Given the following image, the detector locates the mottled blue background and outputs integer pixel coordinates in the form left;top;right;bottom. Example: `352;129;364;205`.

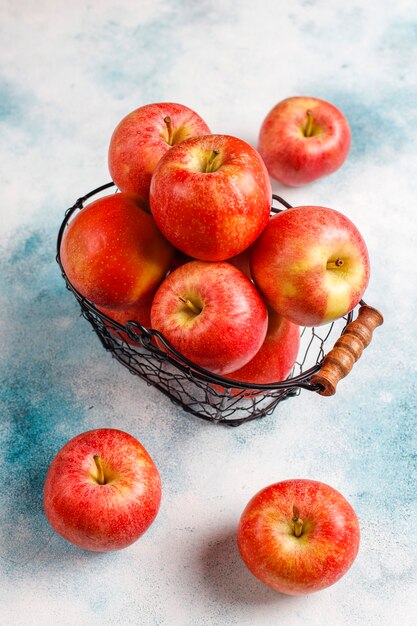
1;1;416;624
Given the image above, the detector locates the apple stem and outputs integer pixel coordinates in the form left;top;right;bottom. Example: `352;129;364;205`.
164;116;174;145
292;505;304;538
205;150;220;173
93;455;105;485
179;296;202;315
327;257;344;269
304;110;314;137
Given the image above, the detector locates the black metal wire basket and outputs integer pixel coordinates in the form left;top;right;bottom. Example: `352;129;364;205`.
57;182;383;426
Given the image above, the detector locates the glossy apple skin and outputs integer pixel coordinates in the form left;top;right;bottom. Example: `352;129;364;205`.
237;479;360;595
150;261;268;375
44;429;161;552
224;308;300;388
60;192;174;309
108;102;211;206
258;96;351;186
250;206;370;326
97;298;152;346
150;134;272;261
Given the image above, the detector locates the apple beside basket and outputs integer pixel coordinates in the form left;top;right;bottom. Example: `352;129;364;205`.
57;182;383;426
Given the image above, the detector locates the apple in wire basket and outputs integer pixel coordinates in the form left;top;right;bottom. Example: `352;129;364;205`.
220;307;300;392
60;192;174;310
250;205;370;327
150;260;268;376
149;134;272;261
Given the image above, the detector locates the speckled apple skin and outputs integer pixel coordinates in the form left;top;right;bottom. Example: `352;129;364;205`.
223;308;300;387
60;192;174;309
1;3;415;622
150;261;268;375
258;96;351;186
237;479;360;595
250;206;370;326
108;102;211;205
43;429;161;552
149;134;272;261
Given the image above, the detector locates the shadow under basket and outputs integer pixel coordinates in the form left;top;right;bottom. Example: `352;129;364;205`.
57;182;383;426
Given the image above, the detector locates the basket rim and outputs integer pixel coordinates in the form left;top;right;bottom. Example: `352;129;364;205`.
56;182;357;393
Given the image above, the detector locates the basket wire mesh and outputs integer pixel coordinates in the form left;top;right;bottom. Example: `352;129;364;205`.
57;183;354;426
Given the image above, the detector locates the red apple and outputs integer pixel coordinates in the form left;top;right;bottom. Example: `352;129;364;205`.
250;206;370;326
43;429;161;552
223;308;300;389
150;134;272;261
60;192;174;309
150;261;268;375
258;96;351;186
237;479;360;595
108;102;211;207
97;298;152;346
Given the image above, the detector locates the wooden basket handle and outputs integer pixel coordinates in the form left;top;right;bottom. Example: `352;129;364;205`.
310;304;384;396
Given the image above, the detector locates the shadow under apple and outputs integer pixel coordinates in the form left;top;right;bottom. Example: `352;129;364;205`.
200;525;295;607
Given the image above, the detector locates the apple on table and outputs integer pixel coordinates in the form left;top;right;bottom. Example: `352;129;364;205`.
250;205;370;327
258;96;351;186
108;102;211;208
237;479;360;595
44;429;161;552
150;134;272;261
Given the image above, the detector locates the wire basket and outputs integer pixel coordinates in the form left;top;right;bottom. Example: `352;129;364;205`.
56;182;383;426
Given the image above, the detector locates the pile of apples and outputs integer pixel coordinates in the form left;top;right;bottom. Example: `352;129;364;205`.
61;98;370;386
50;98;371;597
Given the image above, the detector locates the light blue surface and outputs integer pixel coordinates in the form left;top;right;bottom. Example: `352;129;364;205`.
1;1;416;624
